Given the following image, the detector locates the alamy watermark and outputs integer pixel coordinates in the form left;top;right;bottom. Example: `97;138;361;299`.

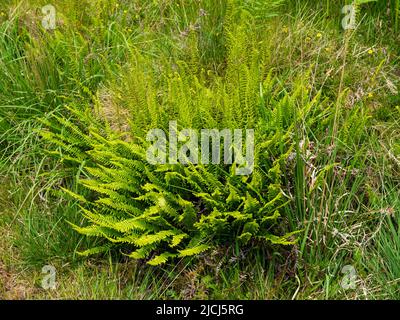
146;121;255;176
341;1;376;30
41;4;56;30
29;2;374;34
37;3;361;34
340;265;357;290
41;265;57;290
342;4;357;30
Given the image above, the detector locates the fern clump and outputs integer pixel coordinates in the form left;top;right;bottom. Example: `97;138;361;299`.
41;71;319;265
43;123;297;265
40;0;318;265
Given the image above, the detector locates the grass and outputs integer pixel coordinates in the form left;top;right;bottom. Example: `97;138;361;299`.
0;0;399;300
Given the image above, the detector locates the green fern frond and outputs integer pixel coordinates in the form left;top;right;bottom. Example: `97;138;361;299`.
147;252;177;266
178;244;210;257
